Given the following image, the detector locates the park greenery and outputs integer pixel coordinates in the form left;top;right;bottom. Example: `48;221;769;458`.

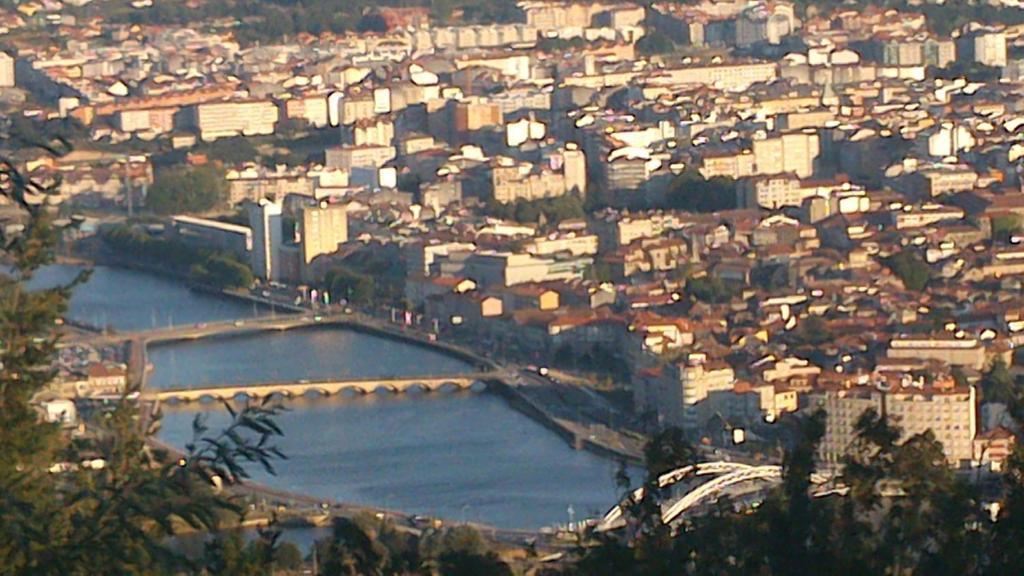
992;214;1023;244
663;171;737;213
99;0;523;45
101;224;254;290
883;250;932;292
685;275;735;304
635;31;676;57
0;134;287;574
484;195;586;225
145;164;228;216
322;247;407;307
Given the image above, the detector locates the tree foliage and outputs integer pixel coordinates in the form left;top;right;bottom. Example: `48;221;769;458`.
557;409;1024;576
146;164;228;215
635;31;676;57
314;515;511;576
685;275;734;304
992;214;1022;244
884;250;931;292
485;195;586;225
663;171;736;213
102;225;253;289
103;0;523;45
325;266;377;306
0;139;284;574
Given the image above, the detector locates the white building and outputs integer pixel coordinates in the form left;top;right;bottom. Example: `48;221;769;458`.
0;52;14;88
247;199;283;282
194;100;279;141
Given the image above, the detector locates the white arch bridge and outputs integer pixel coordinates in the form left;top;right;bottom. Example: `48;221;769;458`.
596;462;836;532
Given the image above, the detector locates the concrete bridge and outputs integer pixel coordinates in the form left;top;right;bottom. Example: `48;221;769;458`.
146;373;493;402
64;310;499;390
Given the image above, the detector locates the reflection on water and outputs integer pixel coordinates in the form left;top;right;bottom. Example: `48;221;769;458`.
147;327;474;389
35;264;630;530
30;264;263;331
158;392;627;530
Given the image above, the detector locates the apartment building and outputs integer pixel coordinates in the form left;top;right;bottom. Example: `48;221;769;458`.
656;62;778;92
752;131;820;178
282;94;330;128
0;51;13;87
959;29;1007;68
808;379;976;468
453;101;504;133
325;144;397;171
491;158;569;203
193;100;279;141
299;200;348;267
634;353;737;429
226;167;314;205
700;150;757;179
887;335;987;370
247;199;284;282
116;107;177;134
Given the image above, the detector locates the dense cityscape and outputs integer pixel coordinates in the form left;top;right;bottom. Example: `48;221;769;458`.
6;0;1024;573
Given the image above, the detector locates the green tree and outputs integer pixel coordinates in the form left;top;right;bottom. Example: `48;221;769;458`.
325;266;376;306
191;254;255;290
884;250;931;292
635;31;676;57
146;164;228;215
663;171;736;213
790;315;833;348
685;275;734;303
0;135;286;574
992;214;1022;244
982;357;1017;408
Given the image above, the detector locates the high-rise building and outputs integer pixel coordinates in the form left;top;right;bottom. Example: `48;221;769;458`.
563;144;587;196
0;52;14;88
194;100;279;141
299;201;348;265
752;130;820;178
973;31;1007;68
247;199;283;282
957;29;1007;68
808;379;977;469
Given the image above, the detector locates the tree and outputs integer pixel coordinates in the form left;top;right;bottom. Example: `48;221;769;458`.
325;266;376;306
146;164;228;215
315;516;509;576
790;315;833;348
982;357;1017;409
685;275;734;303
102;224;253;289
883;250;931;292
191;254;255;290
635;31;676;57
662;171;736;213
992;214;1022;244
0;133;286;574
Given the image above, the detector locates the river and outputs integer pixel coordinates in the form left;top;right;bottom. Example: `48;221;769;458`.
44;264;629;530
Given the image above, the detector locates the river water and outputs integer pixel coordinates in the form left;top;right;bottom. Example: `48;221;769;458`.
44;264;628;530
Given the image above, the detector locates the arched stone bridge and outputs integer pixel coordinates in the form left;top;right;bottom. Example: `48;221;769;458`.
145;373;493;403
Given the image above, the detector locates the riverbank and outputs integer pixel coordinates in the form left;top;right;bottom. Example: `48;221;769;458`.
54;258;647;522
147;433;542;545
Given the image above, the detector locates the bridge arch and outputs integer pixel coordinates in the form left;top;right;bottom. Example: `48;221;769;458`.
597;462;830;532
